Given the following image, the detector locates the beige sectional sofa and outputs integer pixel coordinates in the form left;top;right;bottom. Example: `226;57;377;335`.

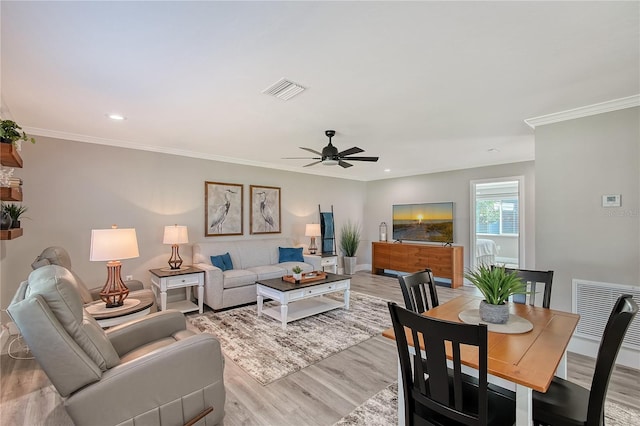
192;238;320;310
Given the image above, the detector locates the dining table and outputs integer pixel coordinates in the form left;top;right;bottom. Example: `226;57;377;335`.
382;295;580;426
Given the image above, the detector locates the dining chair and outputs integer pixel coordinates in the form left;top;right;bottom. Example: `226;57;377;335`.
532;294;638;426
496;267;554;308
398;269;439;313
388;302;516;425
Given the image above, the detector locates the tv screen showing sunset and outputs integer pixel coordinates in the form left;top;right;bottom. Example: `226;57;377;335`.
392;202;454;243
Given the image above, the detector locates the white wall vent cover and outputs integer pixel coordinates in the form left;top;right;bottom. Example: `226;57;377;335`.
262;78;306;101
572;279;640;350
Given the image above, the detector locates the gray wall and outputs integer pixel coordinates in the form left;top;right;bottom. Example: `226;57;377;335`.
535;107;640;312
0;137;366;323
362;161;536;270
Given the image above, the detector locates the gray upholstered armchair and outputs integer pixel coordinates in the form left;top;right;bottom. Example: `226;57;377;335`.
31;246;156;310
8;265;225;426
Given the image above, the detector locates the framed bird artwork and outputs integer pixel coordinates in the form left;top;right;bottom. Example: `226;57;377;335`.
249;185;281;234
205;181;243;237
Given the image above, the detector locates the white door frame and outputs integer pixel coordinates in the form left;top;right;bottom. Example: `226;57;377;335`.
469;176;525;270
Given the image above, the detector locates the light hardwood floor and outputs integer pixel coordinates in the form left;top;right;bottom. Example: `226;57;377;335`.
1;271;638;425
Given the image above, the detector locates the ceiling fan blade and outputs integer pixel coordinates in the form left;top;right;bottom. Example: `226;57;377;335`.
338;146;364;157
300;147;323;156
282;157;321;159
340;156;379;162
304;161;322;167
338;160;353;168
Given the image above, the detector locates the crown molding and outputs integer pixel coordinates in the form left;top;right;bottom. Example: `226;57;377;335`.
524;95;640;129
21;127;372;181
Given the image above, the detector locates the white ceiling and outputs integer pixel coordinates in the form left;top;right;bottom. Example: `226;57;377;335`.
2;1;638;181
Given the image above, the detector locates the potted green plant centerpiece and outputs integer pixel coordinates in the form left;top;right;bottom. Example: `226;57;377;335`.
2;203;28;228
292;265;303;282
464;265;527;324
0;119;36;146
340;220;361;275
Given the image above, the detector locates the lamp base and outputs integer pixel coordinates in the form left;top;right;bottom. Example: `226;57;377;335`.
168;244;183;270
99;261;130;308
309;236;317;255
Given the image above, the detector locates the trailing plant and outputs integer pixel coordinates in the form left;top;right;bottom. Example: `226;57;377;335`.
339;220;361;257
2;203;28;222
0;119;36;145
292;266;303;274
464;264;527;305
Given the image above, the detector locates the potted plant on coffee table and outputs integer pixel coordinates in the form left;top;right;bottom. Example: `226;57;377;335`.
464;264;527;324
339;220;361;275
292;266;303;282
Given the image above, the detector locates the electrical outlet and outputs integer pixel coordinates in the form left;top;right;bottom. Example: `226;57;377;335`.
126;275;133;281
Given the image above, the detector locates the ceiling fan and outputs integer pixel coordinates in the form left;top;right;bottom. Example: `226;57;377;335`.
283;130;379;168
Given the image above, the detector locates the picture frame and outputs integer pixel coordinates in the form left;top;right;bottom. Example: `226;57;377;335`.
205;181;243;237
250;185;281;234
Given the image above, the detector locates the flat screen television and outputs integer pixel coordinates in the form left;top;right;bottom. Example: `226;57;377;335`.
392;202;454;243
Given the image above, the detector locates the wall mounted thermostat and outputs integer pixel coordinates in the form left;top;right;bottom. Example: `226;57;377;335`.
602;194;621;207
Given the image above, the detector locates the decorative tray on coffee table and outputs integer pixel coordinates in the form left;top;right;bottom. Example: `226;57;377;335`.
282;271;327;284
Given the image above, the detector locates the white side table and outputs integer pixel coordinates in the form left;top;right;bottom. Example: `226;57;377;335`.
149;266;204;314
306;254;338;273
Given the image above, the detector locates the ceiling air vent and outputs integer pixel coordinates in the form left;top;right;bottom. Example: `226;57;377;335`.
262;78;306;101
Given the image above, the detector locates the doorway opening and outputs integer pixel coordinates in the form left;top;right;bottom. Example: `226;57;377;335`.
470;177;524;270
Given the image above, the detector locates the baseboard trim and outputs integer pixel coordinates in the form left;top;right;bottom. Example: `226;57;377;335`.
569;335;639;370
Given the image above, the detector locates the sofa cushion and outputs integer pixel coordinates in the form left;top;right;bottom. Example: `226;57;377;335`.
278;247;304;263
210;253;233;271
223;269;258;289
247;265;286;281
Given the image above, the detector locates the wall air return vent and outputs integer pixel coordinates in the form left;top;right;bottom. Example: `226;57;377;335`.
262;78;306;101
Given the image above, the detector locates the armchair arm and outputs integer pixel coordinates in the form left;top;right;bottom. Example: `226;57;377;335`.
64;334;226;426
303;255;322;271
194;262;224;310
89;279;145;301
106;310;186;357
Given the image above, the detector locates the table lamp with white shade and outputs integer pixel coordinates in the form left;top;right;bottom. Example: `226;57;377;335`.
305;223;321;254
163;224;189;270
90;225;139;308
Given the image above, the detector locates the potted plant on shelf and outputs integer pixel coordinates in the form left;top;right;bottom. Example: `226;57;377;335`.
339;220;361;275
0;119;36;146
464;264;527;324
2;203;28;228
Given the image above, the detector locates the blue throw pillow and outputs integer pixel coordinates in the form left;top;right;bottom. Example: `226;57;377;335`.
279;247;304;263
211;253;233;271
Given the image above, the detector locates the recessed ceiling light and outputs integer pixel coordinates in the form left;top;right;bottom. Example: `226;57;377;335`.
384;169;391;172
107;113;126;121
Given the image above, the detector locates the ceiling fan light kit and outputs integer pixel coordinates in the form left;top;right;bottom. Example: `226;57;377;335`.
284;129;379;168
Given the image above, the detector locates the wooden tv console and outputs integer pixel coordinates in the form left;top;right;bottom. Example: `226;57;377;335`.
372;241;464;288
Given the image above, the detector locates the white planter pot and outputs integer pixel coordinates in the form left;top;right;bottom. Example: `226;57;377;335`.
343;256;357;275
292;273;302;282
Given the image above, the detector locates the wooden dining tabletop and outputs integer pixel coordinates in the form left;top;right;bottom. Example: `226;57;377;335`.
382;295;580;393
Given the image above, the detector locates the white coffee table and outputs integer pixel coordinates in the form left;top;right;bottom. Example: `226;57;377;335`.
256;273;350;330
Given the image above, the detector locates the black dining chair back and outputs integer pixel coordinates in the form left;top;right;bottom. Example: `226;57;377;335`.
533;294;638;426
398;269;439;313
388;302;515;426
499;267;553;308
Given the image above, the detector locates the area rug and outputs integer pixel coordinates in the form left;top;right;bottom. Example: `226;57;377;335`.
187;291;391;385
334;383;640;426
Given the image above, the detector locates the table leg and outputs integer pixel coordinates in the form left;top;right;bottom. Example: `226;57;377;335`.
515;384;533;426
344;288;350;309
160;290;167;311
280;303;288;330
257;294;263;317
197;284;204;314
